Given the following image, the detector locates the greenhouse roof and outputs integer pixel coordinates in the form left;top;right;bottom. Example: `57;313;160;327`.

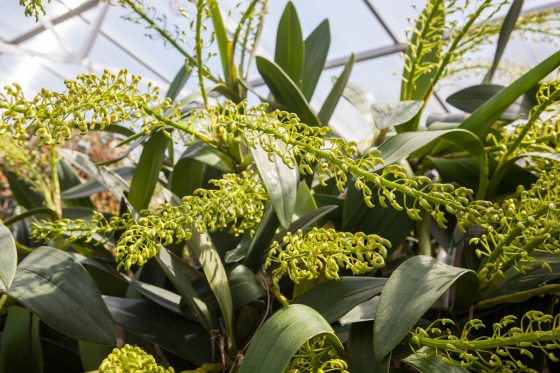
1;0;559;140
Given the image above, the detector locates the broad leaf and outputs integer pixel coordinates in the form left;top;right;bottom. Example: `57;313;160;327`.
318;54;355;125
349;321;389;373
275;1;304;84
177;142;236;172
256;56;319;126
127;130;168;211
339;297;379;325
58;149;133;213
371;100;423;129
57;159;94;208
188;230;236;351
239;304;345;373
447;84;533;120
460;49;560;138
103;296;212;365
294;277;386;323
377;129;489;197
5;247;115;345
252;144;298;229
0;307;42;373
231;204;279;266
228;265;266;310
156;249;217;331
61;166;135;200
401;348;469;373
302;20;330;100
0;224;17;291
374;256;476;360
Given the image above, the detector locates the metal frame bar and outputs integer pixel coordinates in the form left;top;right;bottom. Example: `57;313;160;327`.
8;0;100;44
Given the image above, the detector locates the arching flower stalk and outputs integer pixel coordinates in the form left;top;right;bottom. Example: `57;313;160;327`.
473;168;560;289
409;311;560;372
32;171;267;270
266;228;389;284
99;344;174;373
285;334;349;373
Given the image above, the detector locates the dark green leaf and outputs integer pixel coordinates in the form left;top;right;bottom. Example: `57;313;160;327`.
447;84;533;120
318;54;355;125
377;129;489;197
177;142;236;172
228;265;266;310
128;62;191;211
239;304;344;373
292;181;318;220
156;249;216;331
127;278;183;315
0;307;42;373
460;49;560;138
128;131;168;211
294;277;386;323
2;207;57;227
371;100;424;129
6;247;115;345
339;297;379;325
374;256;476;360
349;321;389;373
401;347;469;373
302;20;330;100
256;56;319;126
103;296;212;365
78;341;113;372
188;230;235;351
169;159;205;199
252;145;298;229
239;204;280;268
5;172;44;209
58;149;133;213
483;0;524;83
0;224;17;291
57;159;94;208
275;1;304;84
60;166;135;200
428;156;537;196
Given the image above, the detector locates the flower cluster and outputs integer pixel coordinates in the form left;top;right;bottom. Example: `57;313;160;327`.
0;69;174;146
410;311;560;372
489;79;560;171
99;344;174;373
285;334;349;373
180;101;488;229
0;135;51;196
19;0;49;20
266;228;389;283
33;171;267;270
473;168;560;287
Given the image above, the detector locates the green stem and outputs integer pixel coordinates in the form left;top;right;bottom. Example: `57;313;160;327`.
417;327;560;351
49;144;61;217
475;284;560;310
271;278;290;307
195;0;209;109
417;211;432;256
119;0;220;83
487;89;560;196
